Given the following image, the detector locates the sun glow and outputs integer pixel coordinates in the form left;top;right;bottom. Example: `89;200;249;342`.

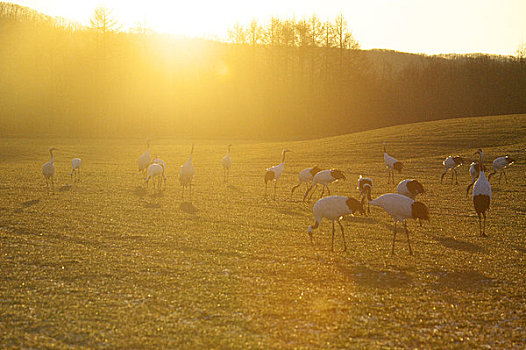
4;0;526;54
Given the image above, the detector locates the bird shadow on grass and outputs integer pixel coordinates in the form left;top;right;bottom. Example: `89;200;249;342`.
134;186;147;197
427;268;496;292
180;202;198;214
143;202;161;209
59;184;72;192
336;263;413;289
341;216;377;225
14;199;41;213
429;234;485;254
226;185;242;193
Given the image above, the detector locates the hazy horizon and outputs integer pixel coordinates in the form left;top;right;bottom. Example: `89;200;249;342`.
3;0;526;56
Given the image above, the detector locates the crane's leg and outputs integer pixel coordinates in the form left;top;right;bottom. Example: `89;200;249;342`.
265;181;268;198
273;181;277;201
440;170;447;184
482;212;487;237
503;170;508;183
477;212;482;236
331;221;335;252
338;220;347;252
391;221;397;255
404;221;413;255
319;186;325;199
454;169;459;185
451;169;454;184
78;168;81;182
326;185;331;196
308;185;317;200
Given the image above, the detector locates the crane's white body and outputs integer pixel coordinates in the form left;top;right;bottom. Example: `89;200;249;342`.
152;158;167;183
267;162;284;181
383;142;402;184
370;193;415;223
466;162;480;195
384;153;399;169
71;158;81;181
396;179;424;200
291;167;321;197
357;176;373;213
307;195;363;251
441;156;463;184
146;163;164;191
303;169;345;201
179;145;195;200
469;162;480;182
369;193;429;255
138;140;151;176
265;149;291;200
42;148;57;192
488;155;515;183
472;149;492;236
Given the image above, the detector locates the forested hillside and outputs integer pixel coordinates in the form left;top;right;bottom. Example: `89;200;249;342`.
1;2;525;139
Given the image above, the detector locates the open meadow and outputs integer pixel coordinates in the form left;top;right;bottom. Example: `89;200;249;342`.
1;114;525;348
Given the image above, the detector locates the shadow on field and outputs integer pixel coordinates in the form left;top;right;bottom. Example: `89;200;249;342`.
341;216;377;224
429;269;495;291
274;207;308;217
134;186;147;197
336;264;413;288
227;185;242;193
180;202;198;214
144;202;161;208
429;234;485;253
59;184;71;192
21;199;40;208
14;199;41;213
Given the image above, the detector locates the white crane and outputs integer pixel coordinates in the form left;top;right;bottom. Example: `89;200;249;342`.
472;149;492;237
357;175;373;214
383;142;403;184
146;163;165;192
222;144;232;183
303;169;346;201
291;166;322;198
42;147;57;192
265;149;291;200
307;195;365;252
441;156;463;184
152;156;167;185
70;158;81;182
488;155;515;183
465;162;480;195
369;193;429;255
138;139;151;178
396;179;425;200
179;145;195;200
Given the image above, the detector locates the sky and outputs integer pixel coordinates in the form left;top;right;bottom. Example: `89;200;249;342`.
4;0;526;55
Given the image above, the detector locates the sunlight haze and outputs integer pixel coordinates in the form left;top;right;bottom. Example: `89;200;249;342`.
4;0;526;55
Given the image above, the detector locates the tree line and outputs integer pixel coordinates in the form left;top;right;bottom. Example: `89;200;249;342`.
0;2;525;140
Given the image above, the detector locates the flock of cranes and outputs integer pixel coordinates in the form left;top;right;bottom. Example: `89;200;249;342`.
41;140;515;255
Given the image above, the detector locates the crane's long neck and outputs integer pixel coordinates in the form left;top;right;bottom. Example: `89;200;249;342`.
281;151;287;163
49;150;54;162
479;151;484;175
227;145;231;155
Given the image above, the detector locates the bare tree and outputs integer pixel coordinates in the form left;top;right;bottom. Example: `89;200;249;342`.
227;22;247;45
89;6;119;34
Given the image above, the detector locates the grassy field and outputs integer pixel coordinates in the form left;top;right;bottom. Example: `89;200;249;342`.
1;114;525;348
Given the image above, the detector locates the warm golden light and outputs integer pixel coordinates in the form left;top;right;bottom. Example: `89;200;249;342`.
5;0;526;54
